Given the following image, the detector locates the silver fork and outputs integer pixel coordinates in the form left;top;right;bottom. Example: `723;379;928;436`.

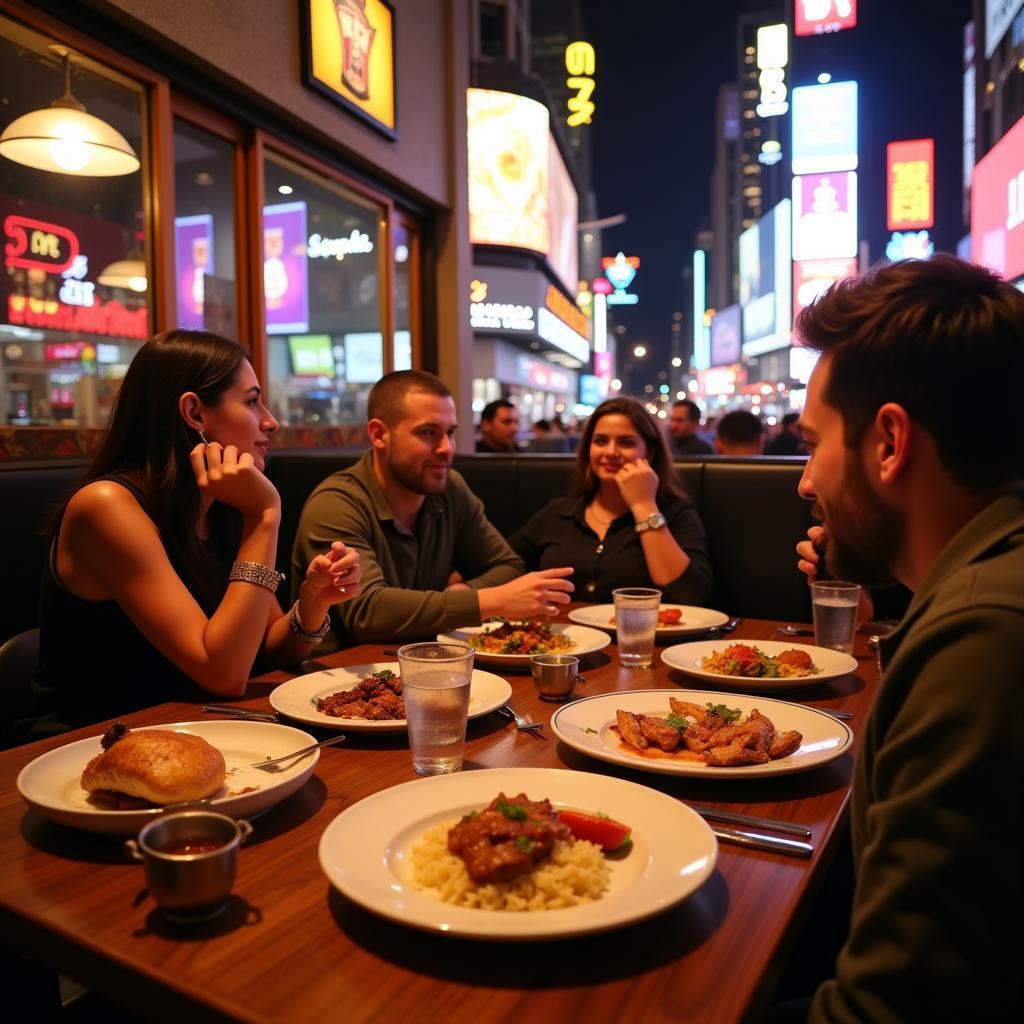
250;734;346;771
497;704;545;732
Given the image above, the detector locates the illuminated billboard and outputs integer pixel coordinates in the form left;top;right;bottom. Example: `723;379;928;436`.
792;173;858;261
739;199;793;355
303;0;396;138
548;137;579;289
887;139;934;231
756;24;789;118
795;0;858;37
468;88;550;253
710;304;741;366
792;257;858;325
791;81;858;175
986;0;1024;59
971;112;1024;280
565;41;596;126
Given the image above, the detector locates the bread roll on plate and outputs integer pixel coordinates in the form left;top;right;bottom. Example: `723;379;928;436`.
81;723;226;805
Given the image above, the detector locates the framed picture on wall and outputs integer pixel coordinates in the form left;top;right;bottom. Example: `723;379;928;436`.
300;0;397;140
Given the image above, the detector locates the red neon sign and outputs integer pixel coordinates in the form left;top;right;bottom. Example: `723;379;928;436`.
7;295;149;340
887;139;934;231
795;0;857;37
3;214;80;274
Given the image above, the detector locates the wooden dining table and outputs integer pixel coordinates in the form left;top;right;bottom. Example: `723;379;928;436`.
0;617;878;1023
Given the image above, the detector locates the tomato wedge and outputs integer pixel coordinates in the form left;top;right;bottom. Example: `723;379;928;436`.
658;608;683;625
558;809;632;852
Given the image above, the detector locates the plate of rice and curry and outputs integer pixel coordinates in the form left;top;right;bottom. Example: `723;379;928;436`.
317;767;716;940
660;640;858;690
551;690;853;779
436;619;611;667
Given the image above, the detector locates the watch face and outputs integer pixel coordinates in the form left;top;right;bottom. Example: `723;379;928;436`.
648;513;665;528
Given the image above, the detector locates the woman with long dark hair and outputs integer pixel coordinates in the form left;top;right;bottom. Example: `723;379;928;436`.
21;329;360;737
508;397;713;603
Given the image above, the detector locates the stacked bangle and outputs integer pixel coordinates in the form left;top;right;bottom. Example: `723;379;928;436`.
288;601;332;644
228;560;284;593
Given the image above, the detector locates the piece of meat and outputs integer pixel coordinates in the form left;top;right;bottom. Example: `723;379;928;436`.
682;723;714;753
702;740;770;766
616;710;649;748
639;715;682;751
669;698;710;725
750;708;776;734
769;730;803;759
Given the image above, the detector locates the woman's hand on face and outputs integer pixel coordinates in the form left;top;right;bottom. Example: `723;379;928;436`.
613;458;659;511
796;525;826;582
305;541;361;605
190;442;280;520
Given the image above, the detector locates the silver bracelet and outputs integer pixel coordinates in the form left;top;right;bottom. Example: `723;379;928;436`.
228;560;284;593
288;600;332;644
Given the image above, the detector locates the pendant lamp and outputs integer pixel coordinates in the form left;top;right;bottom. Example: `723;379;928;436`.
97;258;147;292
0;47;139;177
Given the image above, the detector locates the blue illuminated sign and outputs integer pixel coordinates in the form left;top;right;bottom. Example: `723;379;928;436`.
791;81;858;175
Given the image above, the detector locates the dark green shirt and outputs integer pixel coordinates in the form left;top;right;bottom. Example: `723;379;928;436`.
811;488;1024;1022
291;451;524;650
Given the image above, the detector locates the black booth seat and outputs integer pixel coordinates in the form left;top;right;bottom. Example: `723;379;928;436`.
0;451;815;647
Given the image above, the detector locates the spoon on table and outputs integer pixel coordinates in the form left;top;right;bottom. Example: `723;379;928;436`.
775;625;814;636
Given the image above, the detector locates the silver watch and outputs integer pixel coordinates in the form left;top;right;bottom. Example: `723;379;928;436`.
634;512;666;534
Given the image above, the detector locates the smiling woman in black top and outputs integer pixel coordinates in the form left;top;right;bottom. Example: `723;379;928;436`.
508;397;713;604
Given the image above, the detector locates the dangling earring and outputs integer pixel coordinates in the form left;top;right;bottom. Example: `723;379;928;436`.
198;429;209;445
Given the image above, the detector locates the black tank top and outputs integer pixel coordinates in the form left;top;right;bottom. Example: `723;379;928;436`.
18;477;224;740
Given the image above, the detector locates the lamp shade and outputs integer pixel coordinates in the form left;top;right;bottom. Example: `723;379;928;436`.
98;259;147;292
0;105;139;176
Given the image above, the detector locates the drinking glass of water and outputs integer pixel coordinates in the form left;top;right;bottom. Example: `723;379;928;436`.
397;642;474;775
811;581;861;654
612;587;662;669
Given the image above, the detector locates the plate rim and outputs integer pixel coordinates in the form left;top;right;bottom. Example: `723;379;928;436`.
567;603;730;635
317;766;717;940
550;687;854;779
660;638;858;689
268;663;513;731
16;719;319;829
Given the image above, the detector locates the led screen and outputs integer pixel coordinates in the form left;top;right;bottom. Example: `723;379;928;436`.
710;304;741;366
792;173;858;261
795;0;857;37
791;81;858;175
887;139;934;231
468;88;550;253
971;112;1024;280
547;137;579;290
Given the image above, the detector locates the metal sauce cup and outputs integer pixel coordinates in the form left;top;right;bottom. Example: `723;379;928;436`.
531;654;584;701
124;809;252;923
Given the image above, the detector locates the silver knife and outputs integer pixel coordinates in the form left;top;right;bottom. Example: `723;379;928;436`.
712;825;813;858
690;804;812;837
202;705;280;723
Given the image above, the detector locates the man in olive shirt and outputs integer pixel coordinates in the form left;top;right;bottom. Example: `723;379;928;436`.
292;370;573;649
790;255;1024;1022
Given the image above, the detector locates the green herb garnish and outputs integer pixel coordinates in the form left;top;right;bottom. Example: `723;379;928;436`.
496;798;528;821
373;669;396;682
514;835;536;853
666;713;690;734
705;702;742;723
460;810;479;822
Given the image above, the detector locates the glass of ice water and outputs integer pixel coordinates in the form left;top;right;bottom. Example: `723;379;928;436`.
398;642;474;775
811;581;862;654
612;587;662;669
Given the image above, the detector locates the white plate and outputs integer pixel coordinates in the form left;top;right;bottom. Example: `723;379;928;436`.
269;663;512;732
661;639;858;690
568;603;730;637
16;721;321;835
436;623;611;667
551;689;853;778
318;767;716;940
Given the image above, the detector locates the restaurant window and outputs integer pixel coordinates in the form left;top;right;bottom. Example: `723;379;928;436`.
262;151;387;428
392;218;416;371
172;118;238;337
0;14;149;427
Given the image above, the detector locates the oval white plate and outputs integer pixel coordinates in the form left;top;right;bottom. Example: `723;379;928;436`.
661;639;858;691
318;766;716;940
568;603;729;637
551;689;853;778
436;623;611;667
16;720;321;835
269;663;512;732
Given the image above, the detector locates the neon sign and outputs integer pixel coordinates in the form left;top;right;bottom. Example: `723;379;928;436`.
795;0;858;37
3;215;80;274
7;294;148;339
307;228;374;260
887;139;934;231
756;24;789;118
565;41;595;127
602;252;640;305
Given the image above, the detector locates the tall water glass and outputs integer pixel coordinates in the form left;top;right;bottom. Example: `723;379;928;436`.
398;642;474;775
811;581;861;654
612;587;662;669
